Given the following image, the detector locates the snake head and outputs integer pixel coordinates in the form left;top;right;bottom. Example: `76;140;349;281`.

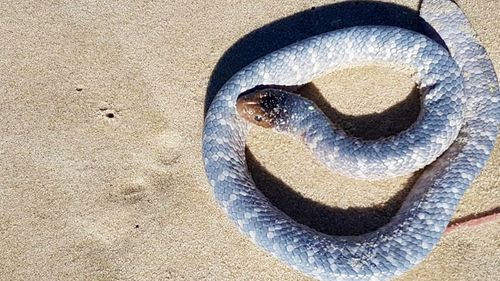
236;89;288;128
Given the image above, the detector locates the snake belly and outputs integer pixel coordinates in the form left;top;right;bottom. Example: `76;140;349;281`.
202;0;500;280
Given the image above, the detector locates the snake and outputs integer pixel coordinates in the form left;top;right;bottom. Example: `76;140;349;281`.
202;0;500;280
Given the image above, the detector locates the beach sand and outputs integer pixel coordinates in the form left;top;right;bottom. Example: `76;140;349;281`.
0;1;498;280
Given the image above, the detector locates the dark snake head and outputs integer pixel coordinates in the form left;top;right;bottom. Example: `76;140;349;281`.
236;89;289;128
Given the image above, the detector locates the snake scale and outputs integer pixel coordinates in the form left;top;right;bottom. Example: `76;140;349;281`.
202;0;500;280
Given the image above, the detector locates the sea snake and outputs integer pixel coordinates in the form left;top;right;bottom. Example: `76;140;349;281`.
202;0;500;280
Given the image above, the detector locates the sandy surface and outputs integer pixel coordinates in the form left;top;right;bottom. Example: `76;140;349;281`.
0;1;499;280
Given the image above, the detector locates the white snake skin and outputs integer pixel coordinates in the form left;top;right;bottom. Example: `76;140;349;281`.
202;0;500;280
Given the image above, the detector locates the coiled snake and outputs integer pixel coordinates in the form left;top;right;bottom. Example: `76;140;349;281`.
202;0;500;280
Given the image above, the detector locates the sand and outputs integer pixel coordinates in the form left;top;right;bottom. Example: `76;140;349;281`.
0;1;498;280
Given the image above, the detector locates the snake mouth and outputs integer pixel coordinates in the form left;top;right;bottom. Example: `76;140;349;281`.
236;90;283;128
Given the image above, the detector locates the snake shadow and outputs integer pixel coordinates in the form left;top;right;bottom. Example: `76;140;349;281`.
205;1;448;236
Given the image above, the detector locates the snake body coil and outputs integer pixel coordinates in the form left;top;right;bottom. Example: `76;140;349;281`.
202;1;500;280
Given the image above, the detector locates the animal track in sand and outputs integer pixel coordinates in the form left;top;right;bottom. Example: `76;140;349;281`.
107;178;147;205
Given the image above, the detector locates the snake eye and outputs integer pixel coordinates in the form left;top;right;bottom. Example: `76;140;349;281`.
254;115;263;122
